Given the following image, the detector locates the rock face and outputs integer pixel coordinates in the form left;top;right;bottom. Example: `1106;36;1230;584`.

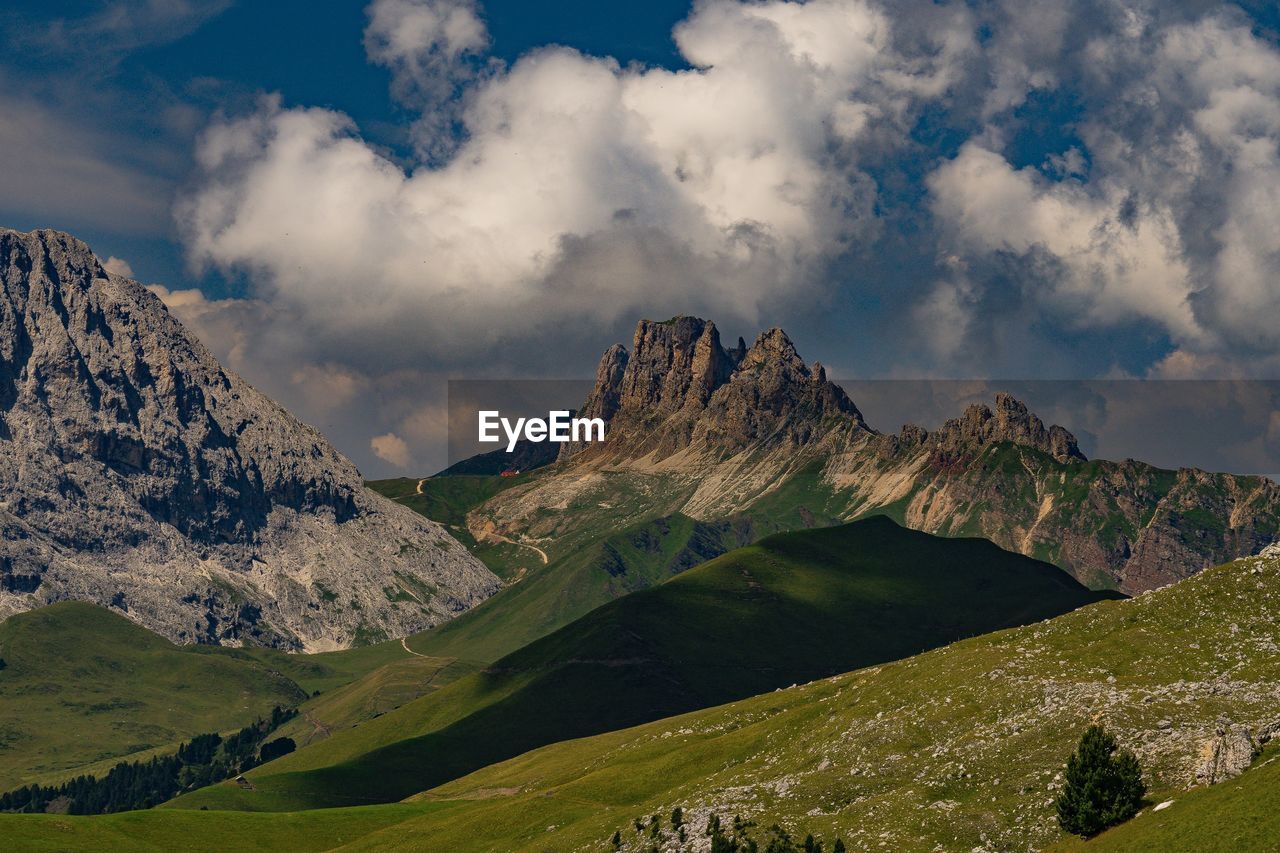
927;393;1083;464
563;317;865;461
1192;724;1259;785
0;228;500;650
483;316;1280;593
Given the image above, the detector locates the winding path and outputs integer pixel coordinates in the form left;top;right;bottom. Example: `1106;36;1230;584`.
486;531;548;565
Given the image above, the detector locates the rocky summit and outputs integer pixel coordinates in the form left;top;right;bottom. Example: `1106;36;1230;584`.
482;316;1280;594
0;228;500;650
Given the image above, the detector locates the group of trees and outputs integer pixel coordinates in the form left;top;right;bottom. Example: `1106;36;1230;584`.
0;706;297;815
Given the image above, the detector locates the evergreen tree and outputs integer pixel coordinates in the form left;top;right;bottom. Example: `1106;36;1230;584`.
1056;724;1146;837
611;829;621;848
833;840;846;853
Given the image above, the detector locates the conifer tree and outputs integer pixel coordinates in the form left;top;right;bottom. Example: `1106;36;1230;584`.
1056;724;1146;836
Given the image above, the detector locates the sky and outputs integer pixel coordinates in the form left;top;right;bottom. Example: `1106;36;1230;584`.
2;0;1280;476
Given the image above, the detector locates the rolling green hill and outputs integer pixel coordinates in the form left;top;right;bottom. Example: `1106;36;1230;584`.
396;509;752;664
0;602;459;790
0;603;307;788
168;517;1115;812
6;544;1278;850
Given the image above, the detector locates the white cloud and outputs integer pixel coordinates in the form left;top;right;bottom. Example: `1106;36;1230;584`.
921;11;1280;372
928;141;1198;339
370;432;412;468
364;0;488;107
178;0;972;372
103;255;135;278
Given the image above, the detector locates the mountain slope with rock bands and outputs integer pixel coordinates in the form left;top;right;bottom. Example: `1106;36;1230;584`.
0;227;500;650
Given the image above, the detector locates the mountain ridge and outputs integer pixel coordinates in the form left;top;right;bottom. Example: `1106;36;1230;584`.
476;316;1280;593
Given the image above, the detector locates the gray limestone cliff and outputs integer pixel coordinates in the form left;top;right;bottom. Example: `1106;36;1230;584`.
0;228;500;650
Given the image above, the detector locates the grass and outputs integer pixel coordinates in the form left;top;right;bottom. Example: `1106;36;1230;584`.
7;546;1279;849
390;511;747;665
0;603;306;789
0;601;460;790
0;803;435;851
166;517;1114;812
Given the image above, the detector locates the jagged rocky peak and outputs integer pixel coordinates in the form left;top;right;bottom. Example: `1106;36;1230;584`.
618;316;737;416
565;317;867;458
897;392;1085;464
707;326;864;423
0;227;499;649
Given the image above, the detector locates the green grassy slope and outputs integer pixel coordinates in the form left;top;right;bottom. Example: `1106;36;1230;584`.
399;511;749;664
351;547;1280;852
0;601;469;789
0;802;431;851
9;547;1278;850
169;517;1114;812
0;603;307;788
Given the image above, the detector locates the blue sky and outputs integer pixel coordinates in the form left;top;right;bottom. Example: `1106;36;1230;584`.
2;1;1279;474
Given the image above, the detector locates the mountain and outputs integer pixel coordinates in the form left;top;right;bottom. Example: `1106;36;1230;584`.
477;315;1280;594
0;228;500;650
7;534;1280;850
166;517;1116;811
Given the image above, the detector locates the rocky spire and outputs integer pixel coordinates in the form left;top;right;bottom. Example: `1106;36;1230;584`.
618;316;736;416
558;343;629;460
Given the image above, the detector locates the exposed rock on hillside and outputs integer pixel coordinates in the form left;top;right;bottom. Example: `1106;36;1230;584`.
0;228;500;650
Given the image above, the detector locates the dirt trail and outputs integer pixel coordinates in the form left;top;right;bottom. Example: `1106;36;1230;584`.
401;636;428;658
485;531;548;564
303;709;331;740
416;478;426;494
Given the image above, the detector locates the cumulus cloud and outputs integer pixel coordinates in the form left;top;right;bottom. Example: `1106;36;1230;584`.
370;432;412;468
364;0;488;106
919;7;1280;375
928;141;1197;338
178;0;972;375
